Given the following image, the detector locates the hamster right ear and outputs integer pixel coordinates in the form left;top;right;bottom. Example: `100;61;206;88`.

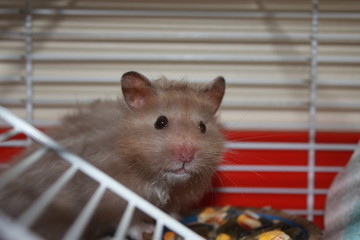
204;76;226;115
121;71;154;110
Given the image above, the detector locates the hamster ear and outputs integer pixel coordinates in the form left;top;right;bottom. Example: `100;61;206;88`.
121;71;154;110
204;76;226;115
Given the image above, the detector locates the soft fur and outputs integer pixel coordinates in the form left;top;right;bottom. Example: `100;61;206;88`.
0;71;225;240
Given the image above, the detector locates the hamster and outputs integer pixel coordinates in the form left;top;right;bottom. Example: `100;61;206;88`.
0;71;226;240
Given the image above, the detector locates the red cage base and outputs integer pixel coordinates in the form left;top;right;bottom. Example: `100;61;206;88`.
1;129;360;229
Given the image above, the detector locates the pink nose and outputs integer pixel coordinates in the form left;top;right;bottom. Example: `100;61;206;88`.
172;144;196;163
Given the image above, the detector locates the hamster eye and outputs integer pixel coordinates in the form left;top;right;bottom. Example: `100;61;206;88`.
154;115;168;130
199;121;206;134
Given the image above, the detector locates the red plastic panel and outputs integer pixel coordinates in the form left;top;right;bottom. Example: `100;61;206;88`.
1;128;359;230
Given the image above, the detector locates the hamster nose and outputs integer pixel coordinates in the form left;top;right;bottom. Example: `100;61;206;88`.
172;144;196;163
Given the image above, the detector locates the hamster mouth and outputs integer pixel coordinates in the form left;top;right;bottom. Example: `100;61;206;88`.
171;164;187;175
165;163;191;182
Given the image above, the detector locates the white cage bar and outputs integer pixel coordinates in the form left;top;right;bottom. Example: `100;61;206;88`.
0;106;203;240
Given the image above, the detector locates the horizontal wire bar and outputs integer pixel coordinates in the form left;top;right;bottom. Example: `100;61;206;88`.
2;8;360;19
18;165;78;227
0;9;22;15
0;139;28;147
2;53;360;64
319;34;360;43
2;76;359;88
32;76;119;84
0;128;21;142
224;100;309;109
215;187;328;195
283;209;324;216
217;165;343;173
1;76;308;86
3;98;360;112
223;122;360;131
0;32;23;38
0;54;23;61
30;9;360;20
0;76;23;83
319;12;360;19
2;31;360;44
32;9;313;18
0;136;357;152
0;107;62;150
30;54;310;62
0;121;359;134
5;31;310;42
0;164;345;175
226;141;357;151
319;56;360;64
317;80;360;88
317;102;360;110
1;115;359;133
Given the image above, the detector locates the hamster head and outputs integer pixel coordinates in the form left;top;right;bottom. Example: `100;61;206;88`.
117;71;225;185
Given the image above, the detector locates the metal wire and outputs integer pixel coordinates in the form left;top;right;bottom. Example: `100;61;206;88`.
0;214;43;240
226;141;357;151
2;98;360;112
0;105;204;240
17;165;78;228
2;7;360;19
1;76;360;89
0;147;48;190
218;165;343;173
28;8;360;19
1;31;360;44
63;184;107;240
23;0;33;125
2;53;360;64
215;187;328;195
306;0;319;221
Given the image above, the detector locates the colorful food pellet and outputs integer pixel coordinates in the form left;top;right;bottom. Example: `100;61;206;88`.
163;231;176;240
237;213;262;230
258;230;291;240
216;233;232;240
156;207;318;240
198;206;228;225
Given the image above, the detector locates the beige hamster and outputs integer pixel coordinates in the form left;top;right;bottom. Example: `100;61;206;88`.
0;71;226;240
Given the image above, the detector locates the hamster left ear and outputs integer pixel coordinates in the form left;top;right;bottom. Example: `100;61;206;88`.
204;76;226;115
121;71;155;111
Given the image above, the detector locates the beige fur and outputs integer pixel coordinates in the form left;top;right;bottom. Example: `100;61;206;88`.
0;72;225;240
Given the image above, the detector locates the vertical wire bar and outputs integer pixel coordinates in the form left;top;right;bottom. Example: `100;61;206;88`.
18;165;78;227
63;184;106;240
307;0;319;221
152;220;164;240
113;203;135;240
24;0;33;125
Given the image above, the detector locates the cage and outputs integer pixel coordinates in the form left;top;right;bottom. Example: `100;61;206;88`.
0;0;360;239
